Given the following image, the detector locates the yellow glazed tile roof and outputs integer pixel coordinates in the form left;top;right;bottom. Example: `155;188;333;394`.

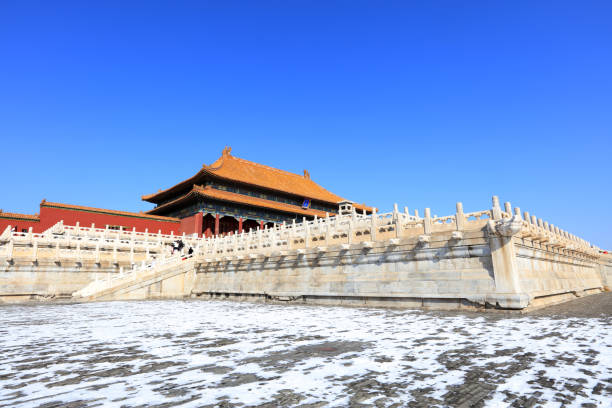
0;210;40;221
142;147;373;212
41;200;180;222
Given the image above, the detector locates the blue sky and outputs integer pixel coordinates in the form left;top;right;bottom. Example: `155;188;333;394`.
1;1;611;248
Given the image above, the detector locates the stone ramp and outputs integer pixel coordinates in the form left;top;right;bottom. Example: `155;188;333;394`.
73;256;197;301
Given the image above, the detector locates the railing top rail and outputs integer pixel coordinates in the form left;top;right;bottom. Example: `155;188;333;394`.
3;196;601;256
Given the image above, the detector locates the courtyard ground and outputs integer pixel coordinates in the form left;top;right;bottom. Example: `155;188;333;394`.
0;293;610;407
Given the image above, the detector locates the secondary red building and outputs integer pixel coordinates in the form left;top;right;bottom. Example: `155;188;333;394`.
0;211;40;233
0;201;180;235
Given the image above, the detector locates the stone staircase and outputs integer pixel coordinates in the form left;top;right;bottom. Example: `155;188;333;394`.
72;254;197;301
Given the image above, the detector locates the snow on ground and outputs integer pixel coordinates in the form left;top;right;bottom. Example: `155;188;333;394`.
0;300;610;407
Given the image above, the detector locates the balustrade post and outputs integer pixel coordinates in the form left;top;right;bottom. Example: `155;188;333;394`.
27;227;33;241
504;202;512;216
456;202;465;231
492;196;502;220
7;239;14;261
424;208;432;235
258;227;263;250
370;208;378;241
414;209;419;218
304;217;310;248
393;203;401;238
524;211;531;224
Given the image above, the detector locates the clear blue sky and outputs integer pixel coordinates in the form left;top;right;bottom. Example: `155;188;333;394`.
1;1;611;249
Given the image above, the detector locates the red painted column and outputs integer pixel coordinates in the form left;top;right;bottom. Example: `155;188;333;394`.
204;213;211;238
215;213;220;236
195;212;203;237
260;220;265;230
238;217;243;234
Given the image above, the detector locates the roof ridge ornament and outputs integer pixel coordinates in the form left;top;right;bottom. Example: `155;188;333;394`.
303;169;310;180
222;146;232;157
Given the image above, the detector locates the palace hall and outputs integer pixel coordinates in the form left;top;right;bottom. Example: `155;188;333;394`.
0;147;372;237
143;147;373;237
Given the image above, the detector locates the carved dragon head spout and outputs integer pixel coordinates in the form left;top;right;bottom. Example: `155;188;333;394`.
488;215;524;237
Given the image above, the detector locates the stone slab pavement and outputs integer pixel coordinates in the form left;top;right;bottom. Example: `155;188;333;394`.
0;293;610;407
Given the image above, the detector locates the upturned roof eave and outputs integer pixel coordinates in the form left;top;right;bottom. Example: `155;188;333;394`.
142;167;346;208
146;186;334;218
141;169;206;204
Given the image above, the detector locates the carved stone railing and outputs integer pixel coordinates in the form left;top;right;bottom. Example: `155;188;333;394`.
187;196;600;263
43;221;199;246
0;224;174;265
2;195;602;270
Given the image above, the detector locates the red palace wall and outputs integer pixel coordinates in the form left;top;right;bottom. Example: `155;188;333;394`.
180;212;203;237
0;217;40;233
37;205;180;235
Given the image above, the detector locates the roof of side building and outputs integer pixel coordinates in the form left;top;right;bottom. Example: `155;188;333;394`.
0;210;40;221
41;200;180;222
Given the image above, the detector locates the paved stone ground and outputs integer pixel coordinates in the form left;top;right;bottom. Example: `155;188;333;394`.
0;293;610;407
526;292;612;318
